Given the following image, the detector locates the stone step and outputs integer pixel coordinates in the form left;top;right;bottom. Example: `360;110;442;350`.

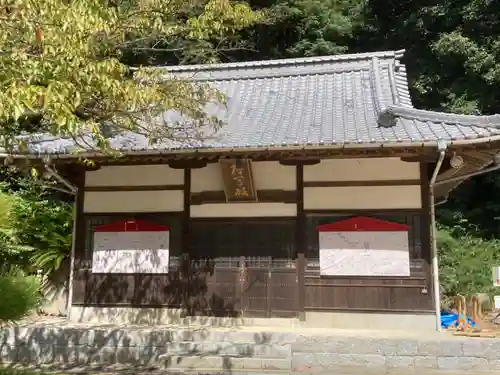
3;323;500;373
1;326;296;347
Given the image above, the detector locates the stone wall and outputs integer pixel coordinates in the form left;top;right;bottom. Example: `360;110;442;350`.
1;325;499;373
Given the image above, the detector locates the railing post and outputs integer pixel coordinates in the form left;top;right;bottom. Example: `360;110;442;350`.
297;253;306;320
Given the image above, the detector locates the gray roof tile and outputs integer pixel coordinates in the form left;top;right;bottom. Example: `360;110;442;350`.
20;50;500;156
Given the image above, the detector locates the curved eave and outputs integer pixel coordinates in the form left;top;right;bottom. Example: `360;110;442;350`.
378;105;500;129
5;134;500;161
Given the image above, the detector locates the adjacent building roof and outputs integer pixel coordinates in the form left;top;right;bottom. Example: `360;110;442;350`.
19;50;500;156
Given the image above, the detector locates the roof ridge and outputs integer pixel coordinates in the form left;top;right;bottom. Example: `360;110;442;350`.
161;50;405;73
378;105;500;128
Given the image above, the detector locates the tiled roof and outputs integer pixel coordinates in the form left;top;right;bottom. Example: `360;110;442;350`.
21;50;500;155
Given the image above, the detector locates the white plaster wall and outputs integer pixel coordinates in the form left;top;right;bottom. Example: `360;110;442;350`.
252;161;296;190
190;161;296;193
84;190;184;213
304;186;421;210
190;161;296;218
85;165;184;186
190;163;223;192
303;158;420;182
190;203;296;218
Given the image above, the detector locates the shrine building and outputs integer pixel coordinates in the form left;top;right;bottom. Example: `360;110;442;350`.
10;50;500;331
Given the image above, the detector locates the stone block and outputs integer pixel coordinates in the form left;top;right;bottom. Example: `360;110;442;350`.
488;359;500;370
386;355;414;368
292;352;386;371
253;344;291;358
419;340;463;357
462;339;500;360
0;343;16;362
413;355;438;369
291;352;317;371
160;355;223;370
222;357;262;370
437;356;490;371
261;358;290;370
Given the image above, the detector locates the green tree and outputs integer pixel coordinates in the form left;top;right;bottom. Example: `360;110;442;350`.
438;226;500;302
357;0;500;114
0;0;262;153
234;0;364;61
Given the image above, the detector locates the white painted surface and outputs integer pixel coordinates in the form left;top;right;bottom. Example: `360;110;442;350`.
494;296;500;309
92;231;170;274
303;312;435;331
304;185;421;210
319;248;410;277
68;306;435;331
191;161;296;193
303;157;420;182
84;190;184;213
190;161;296;217
190;203;296;218
318;231;410;277
85;165;184;186
190;163;223;192
252;161;296;190
493;266;500;286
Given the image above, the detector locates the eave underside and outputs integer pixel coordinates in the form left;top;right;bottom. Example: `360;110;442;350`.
15;138;499;203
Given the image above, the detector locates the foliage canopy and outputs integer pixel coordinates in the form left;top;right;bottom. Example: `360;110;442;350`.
0;0;261;153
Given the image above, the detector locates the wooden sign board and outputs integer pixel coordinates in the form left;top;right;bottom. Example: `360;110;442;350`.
219;159;258;202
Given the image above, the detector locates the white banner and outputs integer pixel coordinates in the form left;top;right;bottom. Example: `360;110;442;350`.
92;228;170;274
318;231;410;277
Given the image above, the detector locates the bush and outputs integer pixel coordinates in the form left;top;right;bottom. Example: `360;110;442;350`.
438;226;500;302
0;270;41;325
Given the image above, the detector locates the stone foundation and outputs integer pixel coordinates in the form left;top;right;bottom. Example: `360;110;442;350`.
1;320;500;373
70;306;436;332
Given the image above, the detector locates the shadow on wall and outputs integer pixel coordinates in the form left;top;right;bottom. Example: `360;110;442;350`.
74;258;243;322
0;322;293;372
38;259;70;317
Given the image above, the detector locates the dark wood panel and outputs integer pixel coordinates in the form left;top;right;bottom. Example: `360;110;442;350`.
268;269;299;318
304;283;432;311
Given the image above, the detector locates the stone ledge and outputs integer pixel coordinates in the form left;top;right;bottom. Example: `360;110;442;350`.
3;325;500;373
0;327;296;347
291;352;500;372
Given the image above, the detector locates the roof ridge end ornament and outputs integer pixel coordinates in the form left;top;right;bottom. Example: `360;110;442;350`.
377;105;399;128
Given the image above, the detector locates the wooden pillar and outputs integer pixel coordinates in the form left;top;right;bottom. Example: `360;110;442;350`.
420;162;433;310
181;168;191;276
296;164;306;320
69;164;86;310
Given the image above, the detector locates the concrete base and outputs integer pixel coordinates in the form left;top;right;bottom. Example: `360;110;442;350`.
304;311;436;331
70;306;436;331
69;306;299;327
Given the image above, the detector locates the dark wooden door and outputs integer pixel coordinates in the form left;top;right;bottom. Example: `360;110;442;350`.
189;218;299;318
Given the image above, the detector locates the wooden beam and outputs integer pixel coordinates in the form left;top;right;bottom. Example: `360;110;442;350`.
168;159;207;169
84;184;184;192
303;179;421;188
190;189;296;205
280;159;321;166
